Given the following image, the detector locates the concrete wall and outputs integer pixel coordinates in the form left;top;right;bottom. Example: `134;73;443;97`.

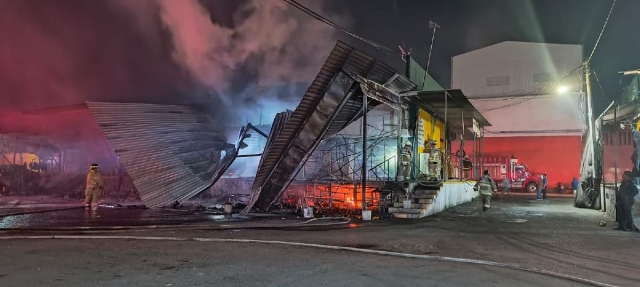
423;182;479;217
603;185;617;219
469;94;585;137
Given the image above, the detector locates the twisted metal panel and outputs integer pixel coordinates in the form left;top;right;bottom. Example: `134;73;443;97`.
86;102;238;207
247;40;417;212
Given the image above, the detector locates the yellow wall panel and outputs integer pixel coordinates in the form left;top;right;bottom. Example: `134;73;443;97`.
418;109;444;152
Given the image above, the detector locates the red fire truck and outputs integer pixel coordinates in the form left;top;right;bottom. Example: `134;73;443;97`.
483;157;542;192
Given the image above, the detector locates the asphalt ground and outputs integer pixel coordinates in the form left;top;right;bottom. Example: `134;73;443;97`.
1;194;638;286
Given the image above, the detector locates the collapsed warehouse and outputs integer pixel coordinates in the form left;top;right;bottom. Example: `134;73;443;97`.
0;41;491;219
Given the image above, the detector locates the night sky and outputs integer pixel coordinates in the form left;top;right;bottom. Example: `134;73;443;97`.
325;0;640;114
0;0;638;116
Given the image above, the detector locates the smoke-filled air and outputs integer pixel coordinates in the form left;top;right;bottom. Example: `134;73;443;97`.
0;0;346;125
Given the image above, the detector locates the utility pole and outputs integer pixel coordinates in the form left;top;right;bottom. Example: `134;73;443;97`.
584;64;600;209
419;20;441;89
426;20;440;74
361;95;368;211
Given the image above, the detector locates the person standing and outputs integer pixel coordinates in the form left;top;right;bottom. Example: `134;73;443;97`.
501;176;511;196
399;141;413;180
571;177;580;196
85;163;104;210
541;173;549;200
537;175;543;200
475;170;497;212
616;171;639;231
462;155;472;179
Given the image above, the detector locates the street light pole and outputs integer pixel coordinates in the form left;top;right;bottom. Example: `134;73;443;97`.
584;64;600;210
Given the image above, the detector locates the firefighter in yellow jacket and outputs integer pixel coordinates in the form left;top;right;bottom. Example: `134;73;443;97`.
85;163;104;210
474;170;497;212
399;141;413;180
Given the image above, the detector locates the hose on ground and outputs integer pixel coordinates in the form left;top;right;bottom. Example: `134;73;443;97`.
0;217;352;232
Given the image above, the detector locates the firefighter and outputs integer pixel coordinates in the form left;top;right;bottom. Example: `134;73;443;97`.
85;163;104;210
475;170;497;212
399;141;413;180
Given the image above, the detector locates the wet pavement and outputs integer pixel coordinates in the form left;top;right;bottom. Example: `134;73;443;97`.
1;194;638;286
0;239;586;287
0;206;263;229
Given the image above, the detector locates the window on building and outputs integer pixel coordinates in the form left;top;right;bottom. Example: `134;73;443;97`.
486;76;510;87
534;72;553;83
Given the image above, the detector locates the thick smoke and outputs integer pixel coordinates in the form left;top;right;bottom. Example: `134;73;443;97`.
0;0;346;121
0;0;195;110
147;0;344;119
1;0;348;182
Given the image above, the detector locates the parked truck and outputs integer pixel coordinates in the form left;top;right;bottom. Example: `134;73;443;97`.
483;157;543;192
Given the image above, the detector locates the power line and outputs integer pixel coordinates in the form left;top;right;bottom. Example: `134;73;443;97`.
585;0;617;64
477;65;585;111
469;65;584;101
474;0;617;106
592;68;611;102
284;0;395;54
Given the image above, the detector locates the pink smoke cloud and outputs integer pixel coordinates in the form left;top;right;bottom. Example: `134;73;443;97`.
150;0;346;96
0;0;349;124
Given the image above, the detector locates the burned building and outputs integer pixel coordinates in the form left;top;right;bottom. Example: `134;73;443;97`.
0;102;254;207
1;40;492;220
245;41;491;219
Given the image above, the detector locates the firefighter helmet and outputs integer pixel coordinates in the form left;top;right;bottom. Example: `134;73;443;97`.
404;141;412;146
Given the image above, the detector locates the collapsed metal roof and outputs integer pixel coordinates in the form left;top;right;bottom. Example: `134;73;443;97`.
245;40;416;213
86;102;245;207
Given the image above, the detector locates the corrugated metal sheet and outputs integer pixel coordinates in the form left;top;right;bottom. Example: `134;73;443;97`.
246;40;417;212
86;102;239;207
244;111;290;205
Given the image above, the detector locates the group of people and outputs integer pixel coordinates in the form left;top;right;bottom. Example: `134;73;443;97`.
536;173;549;200
474;169;638;232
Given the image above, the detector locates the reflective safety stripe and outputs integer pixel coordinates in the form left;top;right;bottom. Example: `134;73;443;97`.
478;181;492;195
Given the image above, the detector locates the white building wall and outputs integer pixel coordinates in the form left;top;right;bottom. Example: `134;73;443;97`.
452;42;586;137
471;93;585;137
452;42;583;97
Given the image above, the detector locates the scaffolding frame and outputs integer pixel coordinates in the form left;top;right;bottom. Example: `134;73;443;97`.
292;112;401;212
